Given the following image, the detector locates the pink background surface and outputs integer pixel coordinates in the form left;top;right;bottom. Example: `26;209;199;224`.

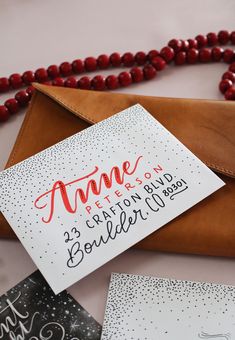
0;0;235;324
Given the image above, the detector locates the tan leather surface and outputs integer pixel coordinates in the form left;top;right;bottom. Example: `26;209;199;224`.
1;84;235;257
33;84;235;178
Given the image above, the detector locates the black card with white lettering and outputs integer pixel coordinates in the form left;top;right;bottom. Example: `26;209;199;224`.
0;270;101;340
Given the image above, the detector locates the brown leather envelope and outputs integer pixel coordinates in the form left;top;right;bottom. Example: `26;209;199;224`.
1;83;235;257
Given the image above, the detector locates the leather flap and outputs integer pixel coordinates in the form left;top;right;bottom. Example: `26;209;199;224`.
33;83;235;178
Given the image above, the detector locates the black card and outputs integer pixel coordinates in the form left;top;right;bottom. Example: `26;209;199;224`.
0;270;101;340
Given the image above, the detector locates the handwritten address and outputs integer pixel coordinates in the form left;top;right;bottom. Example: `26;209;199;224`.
65;173;188;269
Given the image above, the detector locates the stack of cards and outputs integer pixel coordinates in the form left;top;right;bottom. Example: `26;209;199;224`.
0;104;227;339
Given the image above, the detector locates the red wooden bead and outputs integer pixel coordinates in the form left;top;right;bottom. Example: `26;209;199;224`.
195;35;207;47
222;71;235;83
118;71;132;86
223;49;234;63
97;54;110;69
64;76;77;88
218;30;230;44
4;98;20;114
72;59;84;73
148;50;159;61
3;30;235;121
0;77;10;92
175;51;186;65
224;86;235;100
229;62;235;73
143;65;157;80
186;48;199;64
151;56;166;71
35;68;48;82
110;53;121;67
230;31;235;44
211;47;223;61
47;65;60;78
91;75;106;90
168;39;182;52
105;75;119;89
22;71;35;85
60;62;72;76
9;73;23;89
77;76;91;89
199;48;211;62
84;57;97;72
181;40;190;51
26;86;35;98
160;46;175;63
135;51;146;65
15;90;30;107
188;39;198;49
122;52;135;67
130;67;144;82
207;32;218;46
0;105;10;122
52;77;64;87
219;79;233;94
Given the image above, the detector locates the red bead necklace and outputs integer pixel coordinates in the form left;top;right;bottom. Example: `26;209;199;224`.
1;30;235;123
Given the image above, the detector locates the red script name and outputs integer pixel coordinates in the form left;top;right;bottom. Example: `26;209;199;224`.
34;156;143;223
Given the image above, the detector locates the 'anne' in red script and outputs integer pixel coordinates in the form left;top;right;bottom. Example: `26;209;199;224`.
34;156;143;223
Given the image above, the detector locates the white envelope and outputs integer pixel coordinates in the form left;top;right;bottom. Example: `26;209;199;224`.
0;104;224;294
102;273;235;340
